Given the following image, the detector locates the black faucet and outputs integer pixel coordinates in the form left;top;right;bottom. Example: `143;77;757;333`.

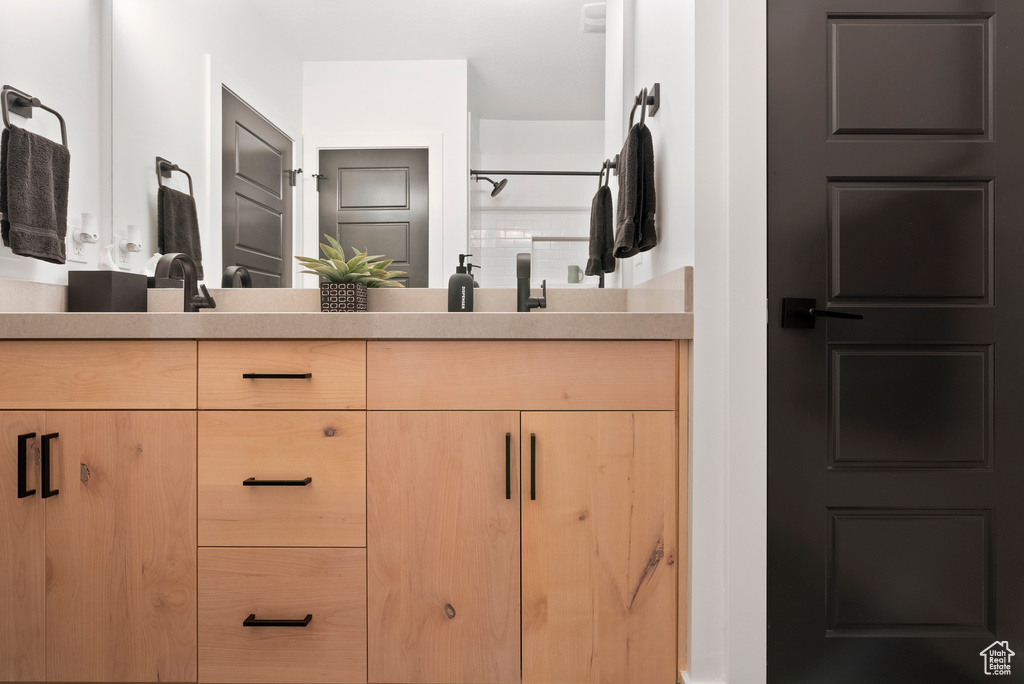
516;253;546;312
154;253;217;312
221;265;253;288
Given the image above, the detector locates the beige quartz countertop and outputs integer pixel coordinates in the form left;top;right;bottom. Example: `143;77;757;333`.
0;311;692;340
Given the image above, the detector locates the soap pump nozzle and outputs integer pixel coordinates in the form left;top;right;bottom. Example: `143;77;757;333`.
456;253;471;273
466;260;481;287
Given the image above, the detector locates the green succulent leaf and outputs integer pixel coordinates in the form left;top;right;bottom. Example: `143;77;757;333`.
294;234;405;287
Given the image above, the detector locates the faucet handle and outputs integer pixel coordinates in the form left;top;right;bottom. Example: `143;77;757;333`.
193;283;217;310
539;280;547;308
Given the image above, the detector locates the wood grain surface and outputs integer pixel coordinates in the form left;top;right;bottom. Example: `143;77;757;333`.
0;412;45;681
367;340;677;410
198;547;366;683
199;340;365;409
521;411;677;684
198;411;366;547
44;411;197;682
0;341;197;409
368;411;521;684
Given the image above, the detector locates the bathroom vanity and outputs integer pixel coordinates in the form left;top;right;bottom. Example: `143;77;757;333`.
0;314;690;684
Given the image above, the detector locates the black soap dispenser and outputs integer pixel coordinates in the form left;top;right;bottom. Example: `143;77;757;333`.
448;254;475;312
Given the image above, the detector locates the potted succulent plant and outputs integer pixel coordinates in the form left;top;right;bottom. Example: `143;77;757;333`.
296;235;405;312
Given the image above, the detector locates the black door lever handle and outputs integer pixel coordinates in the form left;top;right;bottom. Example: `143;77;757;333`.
807;308;863;320
781;298;863;329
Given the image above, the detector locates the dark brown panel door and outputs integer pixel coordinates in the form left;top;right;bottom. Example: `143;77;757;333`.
769;2;1024;682
317;148;428;288
222;88;293;287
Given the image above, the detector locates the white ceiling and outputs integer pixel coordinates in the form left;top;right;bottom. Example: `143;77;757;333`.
250;0;606;121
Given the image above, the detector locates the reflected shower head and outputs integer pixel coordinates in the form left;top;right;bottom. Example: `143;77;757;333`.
475;175;508;197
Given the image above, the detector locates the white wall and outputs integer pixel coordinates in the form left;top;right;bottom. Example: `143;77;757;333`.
302;60;468;288
112;0;304;282
689;0;768;682
0;0;109;285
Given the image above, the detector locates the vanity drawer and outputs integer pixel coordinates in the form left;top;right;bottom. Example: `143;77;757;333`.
198;411;365;547
0;340;197;409
198;547;367;684
198;340;365;409
367;340;677;410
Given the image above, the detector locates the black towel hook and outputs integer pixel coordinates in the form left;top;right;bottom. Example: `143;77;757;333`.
156;156;195;197
1;85;68;147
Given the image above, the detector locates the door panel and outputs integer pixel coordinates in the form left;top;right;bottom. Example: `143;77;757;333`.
0;413;45;682
222;88;293;287
367;411;520;684
769;1;1024;682
521;412;676;684
318;148;429;288
44;412;197;682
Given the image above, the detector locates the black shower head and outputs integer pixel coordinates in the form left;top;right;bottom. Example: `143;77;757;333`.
475;175;508;197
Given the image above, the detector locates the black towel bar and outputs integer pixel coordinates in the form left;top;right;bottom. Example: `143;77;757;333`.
156;156;195;197
1;85;68;147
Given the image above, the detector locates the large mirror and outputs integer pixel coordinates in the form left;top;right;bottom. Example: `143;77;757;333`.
110;0;609;289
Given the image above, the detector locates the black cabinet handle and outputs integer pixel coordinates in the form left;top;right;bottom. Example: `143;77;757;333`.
17;432;36;498
530;433;536;501
505;433;511;500
242;373;312;379
243;613;312;627
243;477;312;486
40;433;59;499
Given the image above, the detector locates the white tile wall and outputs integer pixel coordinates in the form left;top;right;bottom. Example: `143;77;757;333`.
472;210;602;288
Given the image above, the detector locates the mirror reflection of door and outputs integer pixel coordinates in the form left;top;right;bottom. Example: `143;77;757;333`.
221;87;293;287
317;148;429;288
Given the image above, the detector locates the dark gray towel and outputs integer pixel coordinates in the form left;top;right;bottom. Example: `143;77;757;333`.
614;123;657;258
0;125;70;264
158;185;203;279
586;184;615;275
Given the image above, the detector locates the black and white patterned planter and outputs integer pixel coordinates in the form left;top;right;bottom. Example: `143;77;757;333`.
320;282;368;312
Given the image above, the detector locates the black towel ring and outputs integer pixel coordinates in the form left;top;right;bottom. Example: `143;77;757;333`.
597;160;609;189
156;156;195;197
1;85;68;147
629;87;649;129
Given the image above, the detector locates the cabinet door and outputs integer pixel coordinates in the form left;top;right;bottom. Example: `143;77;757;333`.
0;413;45;682
521;412;677;684
368;411;521;684
44;412;197;682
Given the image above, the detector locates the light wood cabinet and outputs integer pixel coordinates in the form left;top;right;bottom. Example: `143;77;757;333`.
198;411;366;547
0;411;198;683
197;340;368;683
367;412;521;684
199;548;366;684
366;340;684;684
521;412;677;684
0;412;45;682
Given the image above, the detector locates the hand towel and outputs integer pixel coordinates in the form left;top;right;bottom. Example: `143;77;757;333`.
614;123;657;258
586;184;615;275
0;125;70;264
158;185;204;279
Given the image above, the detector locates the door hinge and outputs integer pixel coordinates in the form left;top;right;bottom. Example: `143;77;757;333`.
287;168;303;187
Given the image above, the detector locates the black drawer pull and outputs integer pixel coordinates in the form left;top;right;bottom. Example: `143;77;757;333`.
243;477;312;487
505;433;511;500
243;613;312;627
18;432;36;498
41;433;59;499
242;373;312;379
530;433;536;501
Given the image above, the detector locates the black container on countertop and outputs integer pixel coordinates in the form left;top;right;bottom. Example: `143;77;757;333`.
68;270;148;312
